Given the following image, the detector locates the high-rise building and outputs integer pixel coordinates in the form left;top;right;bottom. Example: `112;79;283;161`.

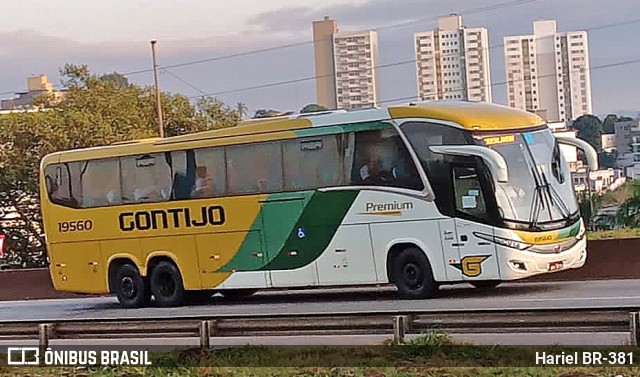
414;14;492;102
504;20;592;123
312;17;379;109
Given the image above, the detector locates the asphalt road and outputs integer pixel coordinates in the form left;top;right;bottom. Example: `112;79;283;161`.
1;279;639;322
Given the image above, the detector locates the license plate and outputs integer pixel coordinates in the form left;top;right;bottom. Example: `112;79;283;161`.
548;261;564;271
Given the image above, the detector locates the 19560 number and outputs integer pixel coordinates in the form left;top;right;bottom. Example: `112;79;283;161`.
58;220;93;233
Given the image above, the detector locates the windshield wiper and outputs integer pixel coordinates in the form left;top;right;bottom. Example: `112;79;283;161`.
527;166;549;230
538;169;570;218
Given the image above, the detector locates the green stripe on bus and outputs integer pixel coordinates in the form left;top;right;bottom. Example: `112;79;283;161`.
294;121;390;138
216;191;315;272
558;220;580;239
260;190;359;271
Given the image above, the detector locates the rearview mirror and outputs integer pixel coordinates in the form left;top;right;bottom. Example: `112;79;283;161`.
429;145;509;183
555;136;599;171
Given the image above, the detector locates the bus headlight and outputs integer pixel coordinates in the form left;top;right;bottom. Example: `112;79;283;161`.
473;232;532;251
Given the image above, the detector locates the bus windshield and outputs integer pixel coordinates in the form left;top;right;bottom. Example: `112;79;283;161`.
476;129;579;230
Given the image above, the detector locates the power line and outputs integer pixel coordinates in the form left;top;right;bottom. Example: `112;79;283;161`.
161;69;207;96
187;17;640;99
119;0;543;76
373;56;640;107
1;0;541;98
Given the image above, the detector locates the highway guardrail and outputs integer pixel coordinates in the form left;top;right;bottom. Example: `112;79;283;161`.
0;308;638;349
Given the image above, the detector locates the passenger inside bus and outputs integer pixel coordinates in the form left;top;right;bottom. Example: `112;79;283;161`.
192;166;213;198
355;130;421;190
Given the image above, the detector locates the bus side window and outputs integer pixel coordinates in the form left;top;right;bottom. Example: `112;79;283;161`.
192;147;226;198
351;127;423;190
226;141;283;195
44;163;81;208
283;135;346;191
452;165;488;220
120;153;171;204
82;158;121;207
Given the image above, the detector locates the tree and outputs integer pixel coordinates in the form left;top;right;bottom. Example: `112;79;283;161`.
0;64;240;268
578;191;601;230
236;102;248;119
300;103;329;113
99;72;130;88
602;114;617;134
570;114;602;152
252;109;293;118
602;114;634;134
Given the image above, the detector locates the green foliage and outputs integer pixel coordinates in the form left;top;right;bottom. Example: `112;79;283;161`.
99;72;130;88
300;103;330;113
570;114;602;151
252;109;293;118
602;114;634;134
235;102;248;118
0;64;240;268
391;331;456;359
577;191;601;230
616;184;640;228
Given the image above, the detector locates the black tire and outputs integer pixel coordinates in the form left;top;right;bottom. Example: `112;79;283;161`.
470;280;501;289
115;264;151;309
220;289;258;300
149;261;185;307
392;247;437;299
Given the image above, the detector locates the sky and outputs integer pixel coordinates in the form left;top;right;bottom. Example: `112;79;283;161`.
1;0;639;117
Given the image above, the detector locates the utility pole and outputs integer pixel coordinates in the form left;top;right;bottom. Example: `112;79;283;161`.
151;40;164;138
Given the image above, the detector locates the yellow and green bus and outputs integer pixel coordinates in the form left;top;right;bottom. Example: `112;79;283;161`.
40;101;598;308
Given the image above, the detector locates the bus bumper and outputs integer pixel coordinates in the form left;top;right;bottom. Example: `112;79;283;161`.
497;237;587;281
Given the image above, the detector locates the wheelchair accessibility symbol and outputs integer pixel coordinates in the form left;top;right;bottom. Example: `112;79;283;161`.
297;227;306;239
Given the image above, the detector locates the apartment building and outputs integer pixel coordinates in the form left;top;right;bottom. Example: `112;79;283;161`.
0;75;65;110
504;20;592;123
414;14;492;102
312;17;380;110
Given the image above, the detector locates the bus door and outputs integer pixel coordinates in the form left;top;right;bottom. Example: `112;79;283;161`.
260;197;318;287
450;164;500;281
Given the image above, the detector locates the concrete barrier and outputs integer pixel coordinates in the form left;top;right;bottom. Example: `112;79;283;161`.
523;237;640;282
0;268;85;301
0;238;637;301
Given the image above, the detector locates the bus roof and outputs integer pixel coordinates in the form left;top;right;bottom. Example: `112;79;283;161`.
389;101;544;131
41;101;544;165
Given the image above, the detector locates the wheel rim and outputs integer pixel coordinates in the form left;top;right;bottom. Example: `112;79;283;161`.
403;262;424;290
156;271;175;298
121;276;136;299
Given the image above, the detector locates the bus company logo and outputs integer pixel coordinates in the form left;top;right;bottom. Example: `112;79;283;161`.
119;206;225;232
450;255;491;277
534;234;554;243
361;201;413;216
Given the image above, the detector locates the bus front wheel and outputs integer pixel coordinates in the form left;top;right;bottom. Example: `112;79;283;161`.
115;264;151;309
392;247;437;299
150;261;185;307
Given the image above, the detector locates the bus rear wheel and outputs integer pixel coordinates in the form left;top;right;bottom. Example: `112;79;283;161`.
150;261;185;307
115;264;151;309
392;247;437;299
